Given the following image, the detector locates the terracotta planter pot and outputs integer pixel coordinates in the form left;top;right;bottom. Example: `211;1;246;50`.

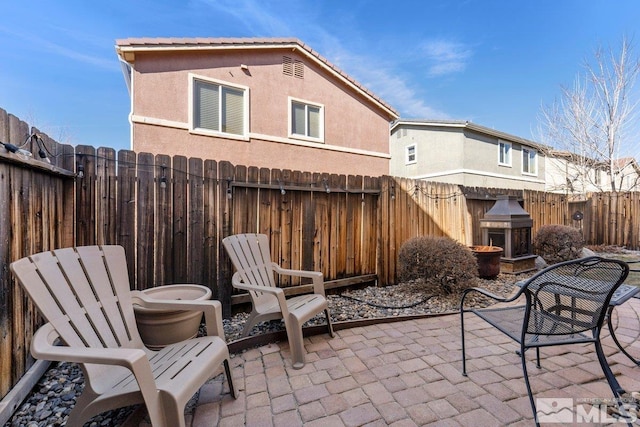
469;246;503;279
134;284;212;350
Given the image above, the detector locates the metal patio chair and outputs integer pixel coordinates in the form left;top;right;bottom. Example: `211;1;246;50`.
460;256;630;426
222;233;334;369
10;245;236;427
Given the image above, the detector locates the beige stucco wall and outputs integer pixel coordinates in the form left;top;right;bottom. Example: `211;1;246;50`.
390;123;546;191
128;48;393;176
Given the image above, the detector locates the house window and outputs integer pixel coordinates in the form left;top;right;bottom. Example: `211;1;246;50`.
522;148;537;175
289;98;324;142
406;144;417;164
594;169;601;185
191;76;248;137
498;141;512;166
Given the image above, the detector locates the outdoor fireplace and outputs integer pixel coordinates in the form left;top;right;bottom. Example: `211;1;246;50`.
479;195;537;274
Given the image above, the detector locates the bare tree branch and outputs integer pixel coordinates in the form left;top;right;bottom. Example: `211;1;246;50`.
538;36;640;193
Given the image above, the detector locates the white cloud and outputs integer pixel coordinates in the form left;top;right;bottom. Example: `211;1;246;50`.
422;39;473;77
345;60;448;119
0;25;115;70
195;0;448;118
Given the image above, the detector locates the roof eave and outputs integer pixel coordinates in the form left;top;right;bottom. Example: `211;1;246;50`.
391;119;546;151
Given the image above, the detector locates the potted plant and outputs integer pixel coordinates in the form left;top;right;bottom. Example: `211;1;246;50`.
134;284;212;350
469;245;503;279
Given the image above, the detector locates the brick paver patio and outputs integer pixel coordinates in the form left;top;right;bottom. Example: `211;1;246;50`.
138;297;640;426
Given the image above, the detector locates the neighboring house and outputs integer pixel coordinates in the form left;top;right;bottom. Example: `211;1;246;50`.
390;120;547;191
115;37;398;177
546;151;640;196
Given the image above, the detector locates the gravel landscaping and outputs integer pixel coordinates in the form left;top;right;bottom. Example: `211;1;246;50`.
5;271;527;427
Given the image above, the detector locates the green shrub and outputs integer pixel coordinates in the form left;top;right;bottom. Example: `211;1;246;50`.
397;236;478;295
533;224;585;264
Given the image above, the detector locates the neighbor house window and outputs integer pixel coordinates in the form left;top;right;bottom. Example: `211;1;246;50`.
191;75;248;137
406;144;417;164
522;148;537;175
594;169;601;185
289;98;324;142
498;141;512;166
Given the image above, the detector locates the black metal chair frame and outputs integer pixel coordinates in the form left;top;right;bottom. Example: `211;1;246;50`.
460;256;630;426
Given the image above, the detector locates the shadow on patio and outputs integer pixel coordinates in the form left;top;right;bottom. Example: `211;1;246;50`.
134;297;640;426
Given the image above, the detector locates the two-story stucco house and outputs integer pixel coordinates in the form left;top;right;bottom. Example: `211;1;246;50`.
390;120;547;191
115;37;398;176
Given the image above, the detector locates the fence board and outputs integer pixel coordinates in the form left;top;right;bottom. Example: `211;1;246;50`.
75;145;96;246
364;176;378;276
269;169;283;273
232;165;248;235
336;174;347;279
280;169;293;286
117;150;137;287
155;155;172;286
188;158;204;284
218;161;235;315
203;160;218;298
0;163;11;397
258;167;271;237
246;167;259;233
136;153;155;289
290;170;303;285
96;147;117;244
61;145;75;247
9;165;27;386
172;156;188;283
299;171;314;273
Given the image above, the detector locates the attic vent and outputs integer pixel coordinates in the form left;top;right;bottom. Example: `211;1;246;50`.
283;56;304;79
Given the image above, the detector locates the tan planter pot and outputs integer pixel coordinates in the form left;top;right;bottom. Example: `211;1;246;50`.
134;284;212;350
469;246;503;279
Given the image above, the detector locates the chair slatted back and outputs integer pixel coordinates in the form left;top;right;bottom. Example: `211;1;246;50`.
524;257;629;336
223;234;277;297
10;246;142;349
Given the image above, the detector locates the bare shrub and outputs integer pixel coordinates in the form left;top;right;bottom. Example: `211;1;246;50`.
533;224;585;264
397;236;478;295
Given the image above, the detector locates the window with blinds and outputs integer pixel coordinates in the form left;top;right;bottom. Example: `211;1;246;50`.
405;144;417;164
290;99;323;141
193;78;246;136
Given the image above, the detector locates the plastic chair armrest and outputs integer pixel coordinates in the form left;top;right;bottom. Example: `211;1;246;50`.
272;264;326;296
32;323;149;367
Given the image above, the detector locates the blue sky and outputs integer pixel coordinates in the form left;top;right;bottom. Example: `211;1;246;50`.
1;0;639;152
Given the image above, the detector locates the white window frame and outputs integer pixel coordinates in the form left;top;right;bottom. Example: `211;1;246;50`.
498;140;512;167
522;147;538;175
188;73;250;140
405;144;417;165
288;97;324;143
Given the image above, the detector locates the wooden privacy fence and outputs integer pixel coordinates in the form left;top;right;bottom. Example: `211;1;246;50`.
5;110;640;401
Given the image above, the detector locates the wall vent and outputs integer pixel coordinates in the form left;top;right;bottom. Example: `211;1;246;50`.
283;56;304;79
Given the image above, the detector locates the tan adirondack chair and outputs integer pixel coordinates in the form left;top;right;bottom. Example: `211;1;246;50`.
222;233;334;369
10;245;236;427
